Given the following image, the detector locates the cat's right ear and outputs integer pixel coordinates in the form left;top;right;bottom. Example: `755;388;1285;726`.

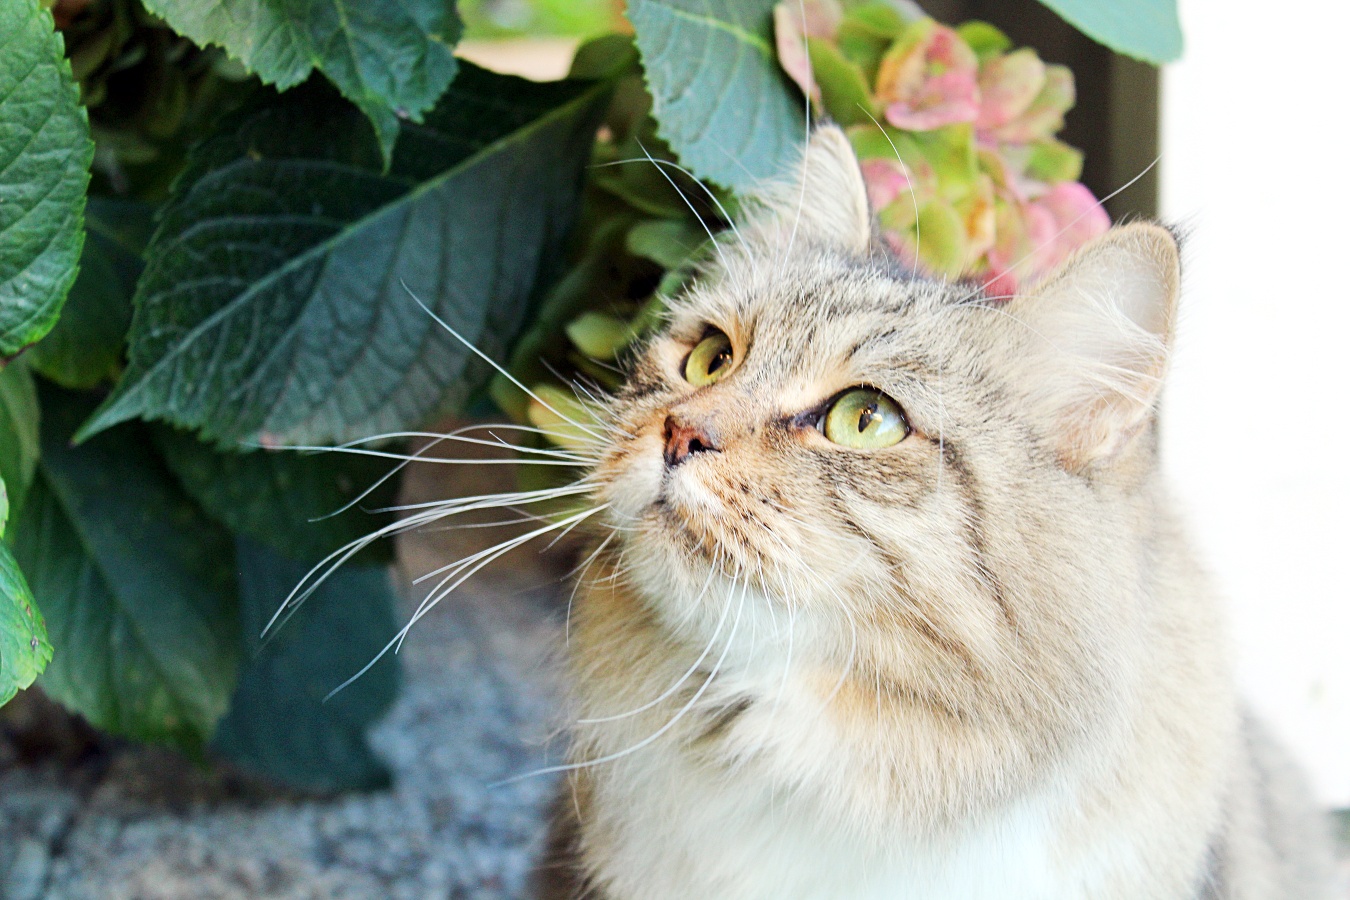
743;125;873;256
1001;223;1181;471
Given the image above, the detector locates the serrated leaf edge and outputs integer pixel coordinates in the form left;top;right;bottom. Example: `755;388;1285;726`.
75;77;610;445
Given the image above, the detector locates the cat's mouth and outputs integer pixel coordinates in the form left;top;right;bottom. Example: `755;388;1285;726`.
648;457;768;568
652;495;721;560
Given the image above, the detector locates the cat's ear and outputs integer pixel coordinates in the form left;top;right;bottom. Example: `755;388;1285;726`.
743;125;872;255
1003;223;1181;470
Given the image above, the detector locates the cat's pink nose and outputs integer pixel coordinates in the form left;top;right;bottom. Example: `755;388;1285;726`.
663;415;720;467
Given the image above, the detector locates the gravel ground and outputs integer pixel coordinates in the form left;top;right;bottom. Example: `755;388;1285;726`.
1;456;1347;899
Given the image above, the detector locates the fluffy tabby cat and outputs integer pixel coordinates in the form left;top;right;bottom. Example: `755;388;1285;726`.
528;126;1333;899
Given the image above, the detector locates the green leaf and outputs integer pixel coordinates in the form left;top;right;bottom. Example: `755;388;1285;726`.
11;387;240;750
28;199;153;389
1026;138;1084;183
957;21;1013;61
79;66;610;447
1033;0;1182;64
566;311;632;361
625;218;705;269
913;201;966;277
627;0;805;193
137;0;464;163
212;537;400;792
911;125;979;203
154;427;396;566
0;362;39;523
496;213;643;410
0;520;51;708
570;33;642;80
836;2;910;80
0;0;94;357
807;37;876;127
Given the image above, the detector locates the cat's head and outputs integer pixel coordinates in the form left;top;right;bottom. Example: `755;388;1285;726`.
584;125;1183;801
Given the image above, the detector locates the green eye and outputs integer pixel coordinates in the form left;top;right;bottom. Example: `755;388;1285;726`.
823;389;908;449
684;330;735;386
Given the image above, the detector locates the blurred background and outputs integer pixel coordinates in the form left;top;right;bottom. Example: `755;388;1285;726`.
1161;0;1350;810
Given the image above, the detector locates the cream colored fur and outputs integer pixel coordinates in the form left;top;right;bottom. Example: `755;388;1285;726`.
537;127;1333;899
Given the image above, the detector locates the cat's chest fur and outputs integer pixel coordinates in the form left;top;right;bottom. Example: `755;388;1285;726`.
597;745;1062;900
569;615;1197;900
583;671;1066;900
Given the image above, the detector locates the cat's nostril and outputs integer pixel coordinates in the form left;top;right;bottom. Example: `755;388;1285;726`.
663;415;720;468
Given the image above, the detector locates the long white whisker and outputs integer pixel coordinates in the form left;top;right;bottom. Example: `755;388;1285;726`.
778;0;816;274
493;572;747;786
634;138;731;274
399;280;607;442
564;530;618;645
265;481;597;638
576;564;725;724
594;157;752;262
858;105;921;271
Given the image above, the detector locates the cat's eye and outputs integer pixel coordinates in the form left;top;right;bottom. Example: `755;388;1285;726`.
684;329;735;386
823;389;908;449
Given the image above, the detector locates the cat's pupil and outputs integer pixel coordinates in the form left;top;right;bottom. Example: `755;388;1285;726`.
858;404;878;433
708;351;729;374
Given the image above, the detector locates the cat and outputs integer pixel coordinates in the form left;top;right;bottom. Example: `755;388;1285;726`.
529;125;1334;899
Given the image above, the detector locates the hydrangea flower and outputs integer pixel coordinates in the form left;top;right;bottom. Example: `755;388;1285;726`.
774;0;1108;292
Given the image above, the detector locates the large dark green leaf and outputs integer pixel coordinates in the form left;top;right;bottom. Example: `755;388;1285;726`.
627;0;804;193
0;0;93;358
155;427;397;565
0;362;39;522
212;537;400;792
138;0;463;162
11;388;239;750
0;476;52;708
28;199;153;389
79;66;609;447
1034;0;1182;63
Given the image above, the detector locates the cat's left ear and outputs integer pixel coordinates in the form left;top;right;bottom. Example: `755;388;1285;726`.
1003;223;1181;470
744;125;872;255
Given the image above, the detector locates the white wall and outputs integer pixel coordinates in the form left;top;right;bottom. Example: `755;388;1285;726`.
1160;0;1350;807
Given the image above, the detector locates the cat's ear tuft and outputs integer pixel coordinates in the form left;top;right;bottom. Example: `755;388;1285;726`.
744;125;873;255
1003;223;1181;470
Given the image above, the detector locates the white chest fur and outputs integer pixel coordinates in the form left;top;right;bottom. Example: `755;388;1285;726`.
589;749;1077;900
580;645;1119;900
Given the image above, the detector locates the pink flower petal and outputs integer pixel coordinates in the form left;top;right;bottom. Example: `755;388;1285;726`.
976;48;1045;131
800;0;843;38
773;4;820;102
1035;181;1110;268
926;25;978;71
860;158;913;210
875;38;927;105
990;65;1075;143
979;265;1019;300
1023;200;1061;272
884;71;979;130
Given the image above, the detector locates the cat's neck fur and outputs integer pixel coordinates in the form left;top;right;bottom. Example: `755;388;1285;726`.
564;486;1235;899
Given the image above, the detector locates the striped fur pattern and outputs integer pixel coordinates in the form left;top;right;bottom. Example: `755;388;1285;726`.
539;127;1333;899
